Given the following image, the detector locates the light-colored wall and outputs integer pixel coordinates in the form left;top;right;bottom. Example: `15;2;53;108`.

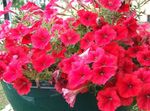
132;0;150;22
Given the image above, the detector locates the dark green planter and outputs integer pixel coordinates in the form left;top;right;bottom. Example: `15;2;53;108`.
1;82;128;111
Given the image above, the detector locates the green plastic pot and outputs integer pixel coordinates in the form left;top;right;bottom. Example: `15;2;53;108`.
1;82;128;111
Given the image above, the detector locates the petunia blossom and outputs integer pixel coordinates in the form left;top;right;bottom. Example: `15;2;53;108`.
32;53;55;73
3;61;23;83
92;66;117;85
13;76;32;95
78;9;98;26
137;83;150;111
97;88;121;111
60;29;80;46
99;0;121;11
31;27;51;49
95;25;116;46
68;62;92;89
117;74;142;98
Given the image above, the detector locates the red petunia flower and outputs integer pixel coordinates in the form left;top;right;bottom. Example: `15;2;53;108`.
99;0;121;11
31;27;51;49
60;29;80;46
114;24;128;40
13;76;32;95
59;55;78;73
92;66;117;85
3;61;23;83
86;47;105;63
95;25;116;46
32;53;55;73
117;74;142;98
137;49;150;66
68;62;92;89
126;46;143;58
93;54;117;68
123;17;138;37
104;42;125;57
78;9;98;26
118;57;137;74
80;32;95;50
97;88;121;111
134;68;150;83
7;46;30;65
137;83;150;111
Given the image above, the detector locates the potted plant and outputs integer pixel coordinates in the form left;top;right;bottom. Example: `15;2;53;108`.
0;0;150;111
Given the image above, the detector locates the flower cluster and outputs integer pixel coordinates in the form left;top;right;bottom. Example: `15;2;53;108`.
0;0;150;111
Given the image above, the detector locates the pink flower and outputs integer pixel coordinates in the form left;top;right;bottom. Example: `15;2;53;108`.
78;9;98;26
126;46;143;58
93;54;117;68
117;74;142;98
114;24;128;40
68;62;92;89
62;88;77;107
118;57;137;74
123;17;138;37
134;68;150;83
99;0;121;11
92;66;117;85
7;46;30;65
62;86;88;107
137;49;150;66
80;32;95;50
31;27;51;49
44;1;57;21
0;2;12;17
13;76;32;95
32;53;55;73
104;42;125;57
86;48;105;63
137;83;150;111
0;20;10;39
59;55;78;73
3;61;23;83
95;25;116;46
60;29;80;46
97;88;121;111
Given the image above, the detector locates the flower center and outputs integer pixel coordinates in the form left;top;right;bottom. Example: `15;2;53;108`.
128;84;133;88
99;70;105;75
146;94;150;99
107;96;113;101
68;36;72;41
103;34;108;38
